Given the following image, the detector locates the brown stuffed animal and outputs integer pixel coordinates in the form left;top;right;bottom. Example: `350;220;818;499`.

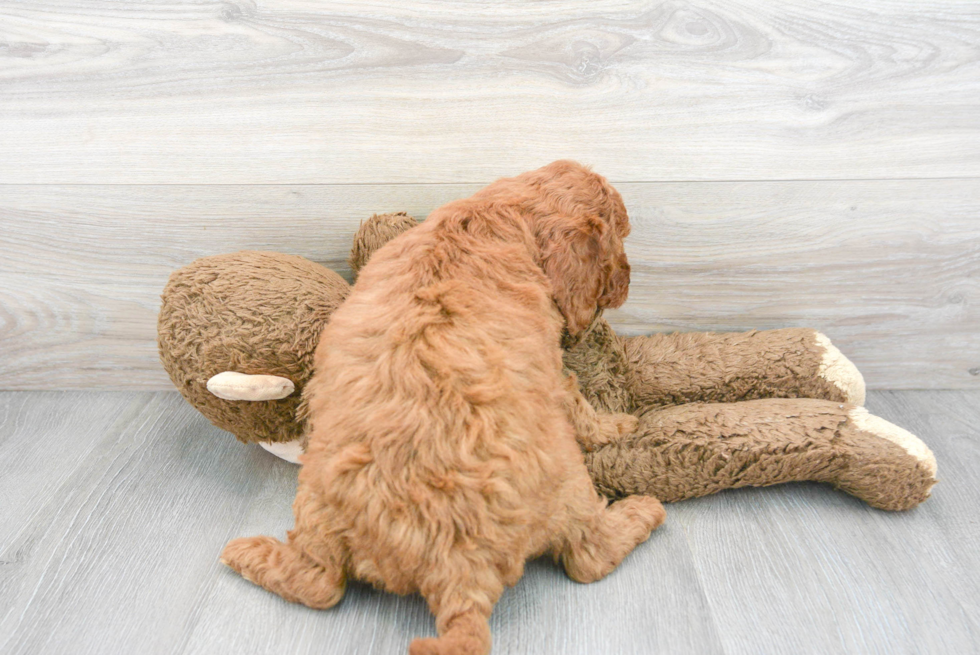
158;214;936;511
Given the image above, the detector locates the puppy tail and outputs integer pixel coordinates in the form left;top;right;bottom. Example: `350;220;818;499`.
410;607;493;655
221;535;346;609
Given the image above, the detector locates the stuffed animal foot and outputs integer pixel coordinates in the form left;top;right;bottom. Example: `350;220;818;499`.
841;406;937;509
585;398;936;511
813;332;865;405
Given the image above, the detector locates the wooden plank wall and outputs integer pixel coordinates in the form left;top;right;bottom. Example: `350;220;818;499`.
1;0;978;390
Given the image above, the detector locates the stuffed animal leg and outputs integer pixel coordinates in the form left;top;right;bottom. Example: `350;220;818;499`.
564;318;934;510
563;318;864;414
585;398;936;511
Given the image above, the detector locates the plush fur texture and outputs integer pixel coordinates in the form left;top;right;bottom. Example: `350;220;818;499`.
156;208;937;514
221;162;665;655
563;318;854;413
586;398;935;511
158;251;349;444
349;211;419;273
560;316;935;511
562;318;934;511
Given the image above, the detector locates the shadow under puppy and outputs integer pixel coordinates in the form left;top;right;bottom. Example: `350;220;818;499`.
220;161;665;655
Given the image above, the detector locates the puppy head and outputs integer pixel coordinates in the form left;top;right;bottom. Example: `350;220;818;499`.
525;161;631;336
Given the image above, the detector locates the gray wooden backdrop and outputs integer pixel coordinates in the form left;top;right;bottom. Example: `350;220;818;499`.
1;0;978;390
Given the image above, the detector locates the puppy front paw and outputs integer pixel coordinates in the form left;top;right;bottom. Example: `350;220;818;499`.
598;412;639;441
578;413;639;451
614;495;667;534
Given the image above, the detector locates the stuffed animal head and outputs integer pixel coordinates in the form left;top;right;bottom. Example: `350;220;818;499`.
157;214;417;448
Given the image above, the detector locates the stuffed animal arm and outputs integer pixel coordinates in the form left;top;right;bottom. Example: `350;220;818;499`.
622;328;864;406
562;316;864;414
158;213;936;510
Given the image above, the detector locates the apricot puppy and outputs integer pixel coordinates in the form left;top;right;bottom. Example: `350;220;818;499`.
221;161;665;655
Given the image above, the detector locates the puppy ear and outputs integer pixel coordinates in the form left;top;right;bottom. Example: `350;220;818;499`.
598;253;630;309
349;212;418;276
541;215;607;336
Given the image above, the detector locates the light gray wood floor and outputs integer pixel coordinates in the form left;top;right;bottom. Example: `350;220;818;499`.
1;390;977;655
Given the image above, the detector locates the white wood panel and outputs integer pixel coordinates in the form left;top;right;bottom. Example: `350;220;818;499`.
1;179;977;390
1;0;978;183
616;178;980;390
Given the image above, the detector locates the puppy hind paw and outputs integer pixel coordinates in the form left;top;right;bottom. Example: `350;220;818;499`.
220;535;346;609
562;495;666;584
410;637;480;655
220;535;278;583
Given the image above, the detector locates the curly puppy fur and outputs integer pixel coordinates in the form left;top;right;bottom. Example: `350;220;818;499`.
222;161;665;655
